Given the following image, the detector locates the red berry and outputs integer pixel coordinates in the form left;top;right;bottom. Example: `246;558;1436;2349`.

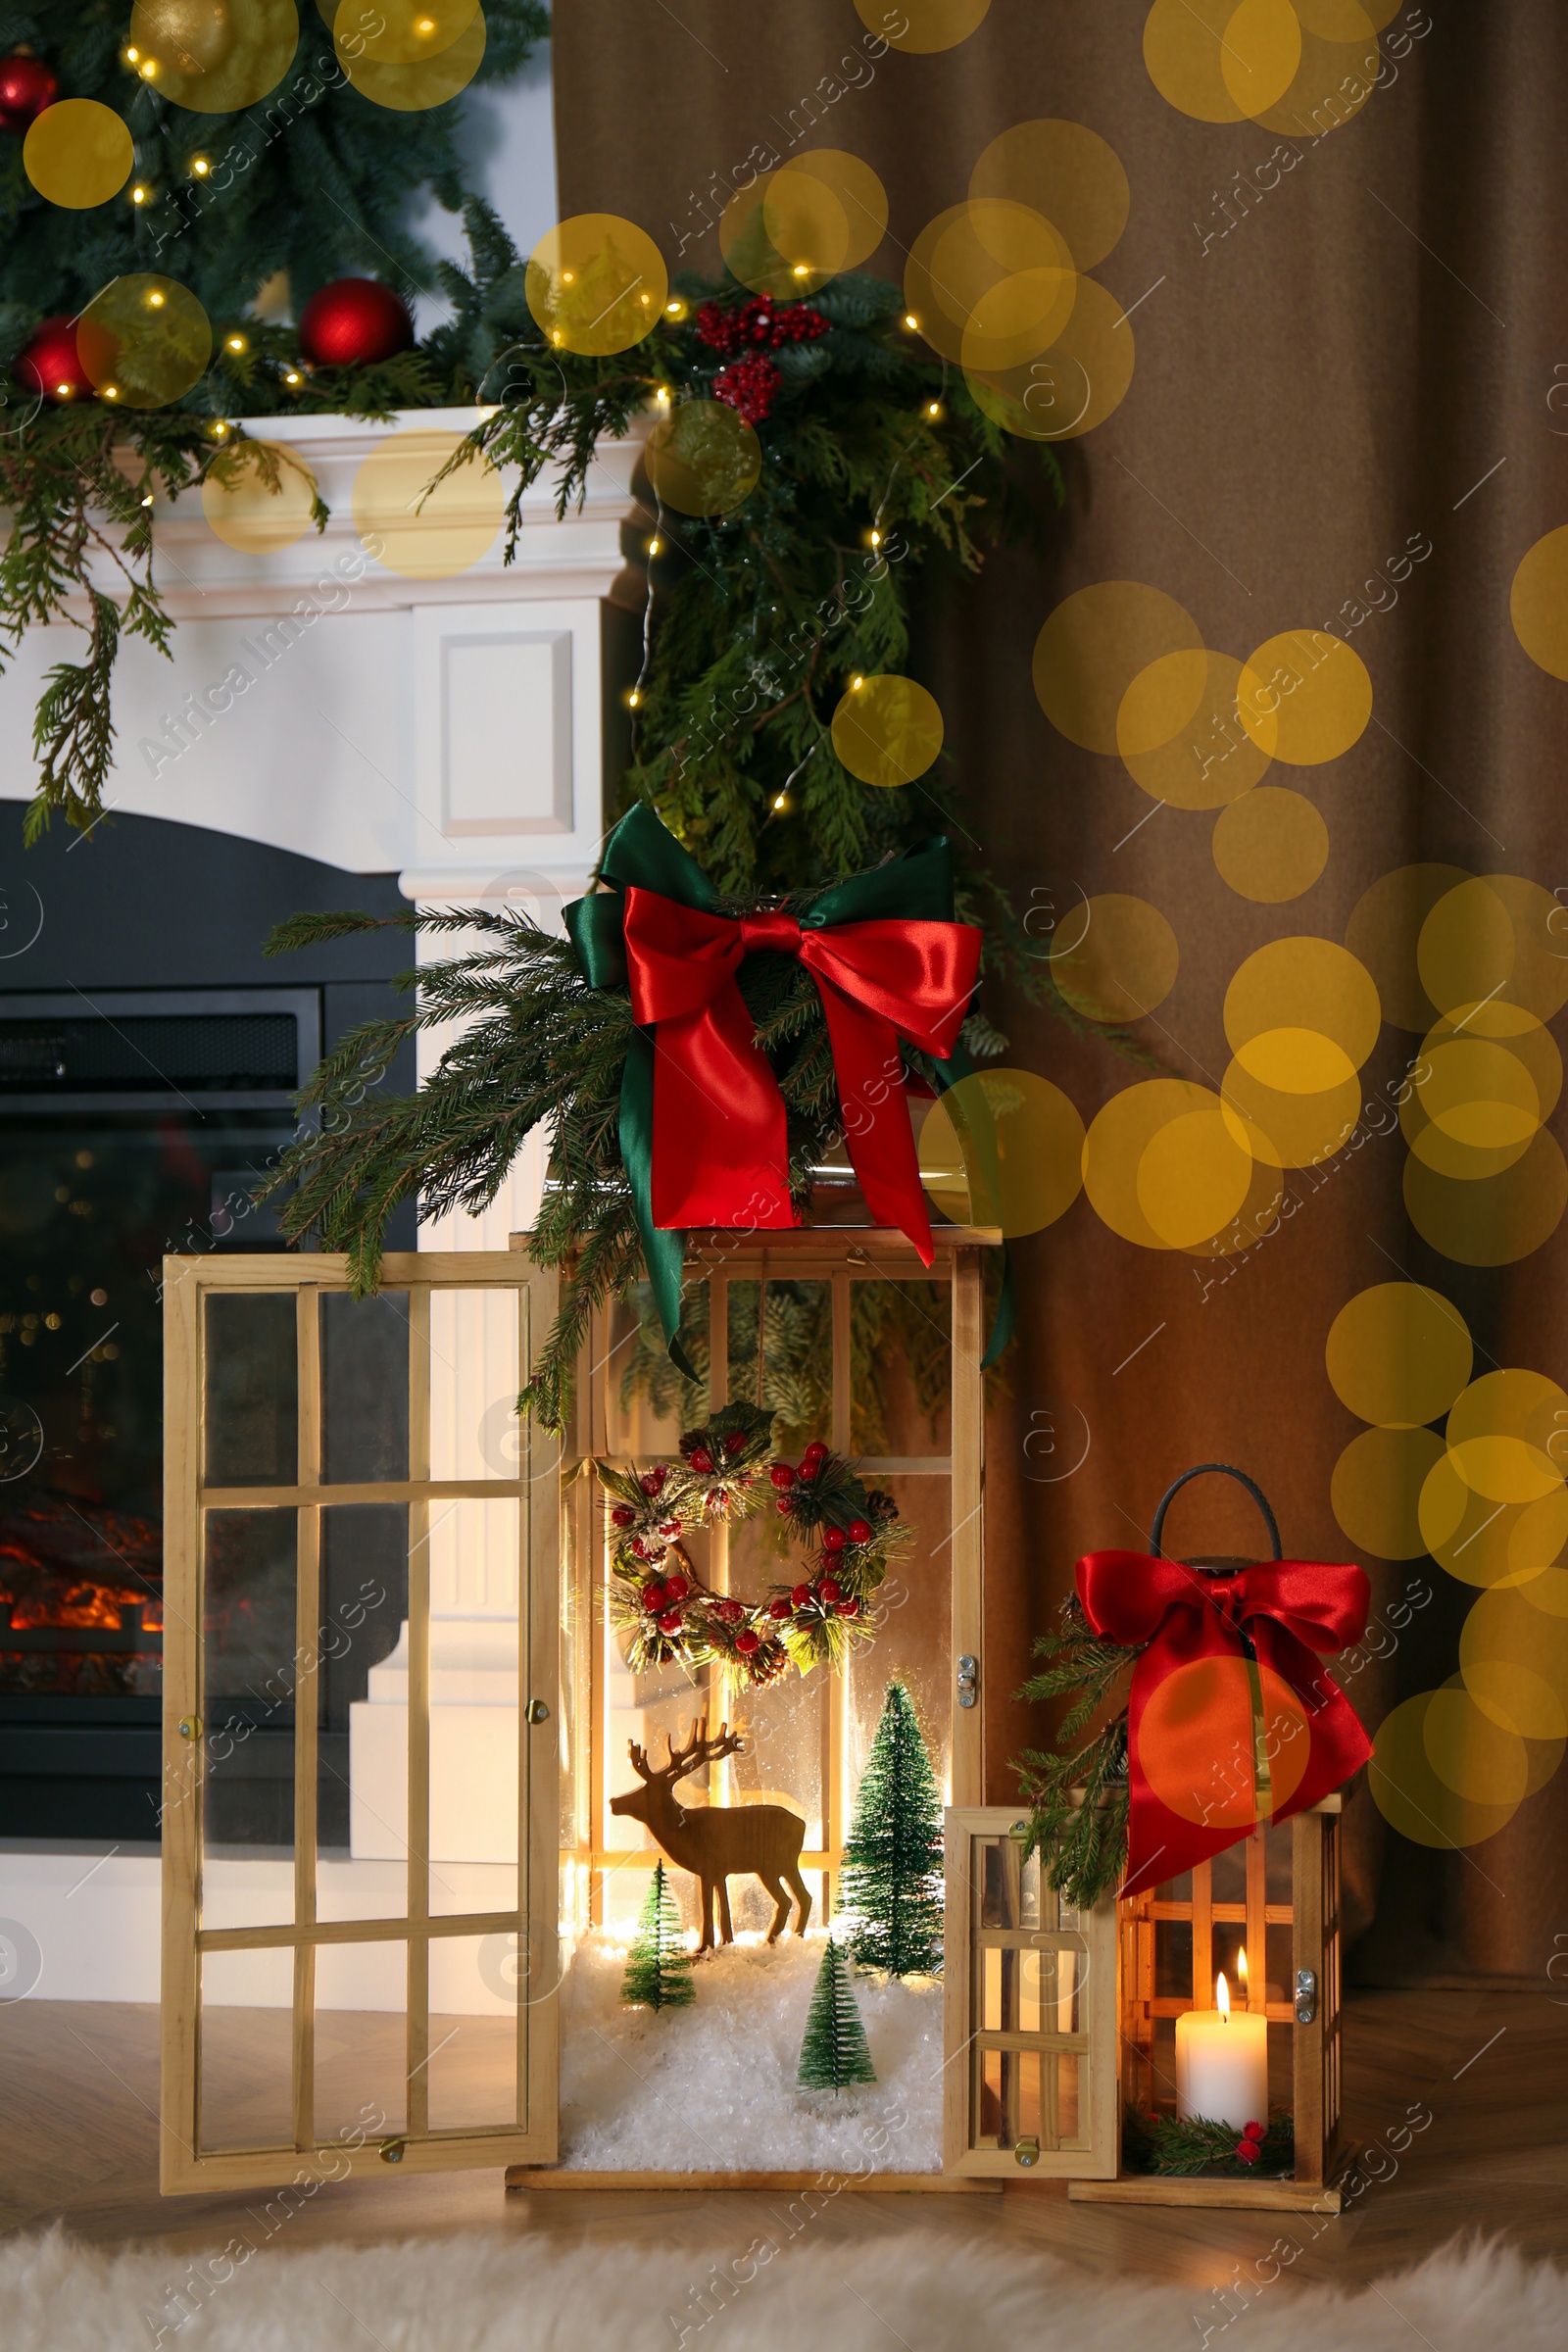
724;1431;747;1455
822;1525;847;1552
659;1517;682;1537
1235;2140;1260;2167
790;1584;811;1608
736;1630;760;1654
839;1597;860;1618
689;1447;713;1473
662;1573;690;1602
658;1609;684;1635
1243;2120;1267;2141
642;1581;667;1611
629;1537;648;1559
611;1505;635;1528
769;1463;796;1490
776;1495;794;1515
640;1468;665;1496
819;1578;842;1604
848;1518;872;1544
715;1598;745;1625
803;1440;828;1461
707;1489;726;1509
768;1597;792;1621
797;1459;819;1484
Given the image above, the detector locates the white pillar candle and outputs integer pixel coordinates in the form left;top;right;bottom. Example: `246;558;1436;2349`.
1175;1972;1269;2129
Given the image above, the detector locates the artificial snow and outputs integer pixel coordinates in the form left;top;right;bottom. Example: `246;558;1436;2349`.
557;1930;943;2173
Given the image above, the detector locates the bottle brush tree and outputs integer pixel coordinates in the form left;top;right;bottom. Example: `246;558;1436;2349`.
620;1860;695;2013
839;1680;945;1977
796;1936;876;2094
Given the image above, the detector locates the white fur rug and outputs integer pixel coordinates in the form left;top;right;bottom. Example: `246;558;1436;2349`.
1;2229;1561;2352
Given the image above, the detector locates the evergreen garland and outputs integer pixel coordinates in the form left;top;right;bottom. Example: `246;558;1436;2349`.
1124;2109;1294;2179
0;1;546;322
1011;1595;1142;1911
620;1860;695;2012
796;1937;876;2093
838;1680;945;1978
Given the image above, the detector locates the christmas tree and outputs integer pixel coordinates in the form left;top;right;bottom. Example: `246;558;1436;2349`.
839;1681;945;1978
619;1861;695;2013
796;1937;876;2094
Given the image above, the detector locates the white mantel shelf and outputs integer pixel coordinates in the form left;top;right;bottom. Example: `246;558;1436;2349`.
0;405;655;890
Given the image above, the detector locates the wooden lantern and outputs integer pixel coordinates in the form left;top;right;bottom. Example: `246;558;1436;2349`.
158;1224;1003;2197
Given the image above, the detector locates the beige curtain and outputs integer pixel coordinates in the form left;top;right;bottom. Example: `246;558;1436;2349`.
553;0;1568;1985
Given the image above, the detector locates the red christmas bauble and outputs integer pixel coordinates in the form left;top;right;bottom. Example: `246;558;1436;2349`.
296;278;414;369
16;315;91;403
0;55;58;136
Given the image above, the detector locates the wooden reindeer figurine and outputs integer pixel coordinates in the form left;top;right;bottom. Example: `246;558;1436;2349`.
610;1717;812;1949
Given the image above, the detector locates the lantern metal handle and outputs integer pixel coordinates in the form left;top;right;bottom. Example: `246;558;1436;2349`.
1151;1463;1282;1562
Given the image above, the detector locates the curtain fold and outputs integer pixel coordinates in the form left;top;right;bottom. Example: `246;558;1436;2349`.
553;0;1568;1985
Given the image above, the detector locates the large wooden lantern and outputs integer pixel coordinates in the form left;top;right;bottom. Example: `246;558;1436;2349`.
158;1224;1002;2195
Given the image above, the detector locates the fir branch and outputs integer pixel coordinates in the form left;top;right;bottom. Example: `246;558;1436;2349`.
1124;2110;1295;2179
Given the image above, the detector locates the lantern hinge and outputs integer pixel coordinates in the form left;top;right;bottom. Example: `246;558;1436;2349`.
956;1654;978;1709
1294;1967;1318;2024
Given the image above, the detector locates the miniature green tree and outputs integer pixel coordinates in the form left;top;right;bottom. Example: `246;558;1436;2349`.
619;1861;695;2012
839;1680;945;1977
797;1937;876;2092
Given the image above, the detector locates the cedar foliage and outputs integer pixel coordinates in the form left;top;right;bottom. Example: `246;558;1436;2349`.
1011;1596;1140;1911
838;1681;945;1979
620;1860;694;2013
796;1937;876;2093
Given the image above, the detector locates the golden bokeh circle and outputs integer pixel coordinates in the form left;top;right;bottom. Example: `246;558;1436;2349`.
1140;1656;1309;1829
963;276;1133;441
968;119;1130;272
644;400;761;517
1116;651;1275;808
525;215;665;356
336;0;484;106
1324;1281;1472;1430
857;0;991;51
1417;1453;1568;1590
1238;629;1373;764
1344;862;1474;1033
201;442;318;553
916;1069;1085;1238
23;99;133;210
1211;786;1328;902
1446;1369;1568;1505
1417;873;1568;1024
1294;0;1400;31
1331;1426;1446;1559
1370;1690;1520;1848
1144;0;1302;123
337;0;478;64
1219;1060;1360;1170
1135;1102;1254;1249
1251;23;1380;138
1403;1129;1568;1266
1508;524;1568;681
1422;1683;1530;1807
757;169;850;293
1049;893;1178;1024
780;150;888;270
1084;1078;1250;1251
1032;582;1202;754
830;674;944;790
1224;937;1382;1085
906;201;1075;368
351;427;504;580
76;275;212;409
131;0;299;111
1461;1572;1568;1740
1400;1037;1543;1179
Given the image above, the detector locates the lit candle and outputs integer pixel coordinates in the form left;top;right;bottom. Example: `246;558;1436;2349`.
1175;1955;1269;2129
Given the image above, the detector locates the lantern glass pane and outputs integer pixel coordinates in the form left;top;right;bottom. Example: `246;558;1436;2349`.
1155;1868;1193;1902
1264;1819;1294;1903
1155;1915;1193;1999
1266;1920;1293;2006
1209;1840;1247;1905
848;1278;952;1455
1212;1915;1248;1998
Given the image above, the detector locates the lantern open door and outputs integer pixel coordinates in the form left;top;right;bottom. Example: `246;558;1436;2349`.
159;1251;561;2193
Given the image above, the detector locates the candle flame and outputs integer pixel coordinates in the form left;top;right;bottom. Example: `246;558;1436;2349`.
1216;1971;1231;2020
1238;1945;1249;1994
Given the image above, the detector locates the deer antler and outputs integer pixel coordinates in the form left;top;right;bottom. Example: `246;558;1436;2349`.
626;1738;654;1782
664;1716;746;1785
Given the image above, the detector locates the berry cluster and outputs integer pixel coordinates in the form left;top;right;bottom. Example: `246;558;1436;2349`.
599;1407;906;1687
712;352;782;426
694;295;830;357
1234;2120;1268;2168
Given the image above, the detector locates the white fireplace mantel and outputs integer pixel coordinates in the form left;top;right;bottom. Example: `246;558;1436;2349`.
0;405;654;896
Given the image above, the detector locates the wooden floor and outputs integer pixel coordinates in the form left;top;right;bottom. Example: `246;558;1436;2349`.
2;1990;1564;2290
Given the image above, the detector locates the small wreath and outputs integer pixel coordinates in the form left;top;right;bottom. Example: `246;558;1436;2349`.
595;1402;910;1688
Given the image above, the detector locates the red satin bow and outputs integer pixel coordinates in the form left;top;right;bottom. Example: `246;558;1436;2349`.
620;885;981;1250
1075;1551;1372;1896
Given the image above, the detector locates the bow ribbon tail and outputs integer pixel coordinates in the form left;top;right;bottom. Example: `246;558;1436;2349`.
618;1031;697;1380
814;977;934;1260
